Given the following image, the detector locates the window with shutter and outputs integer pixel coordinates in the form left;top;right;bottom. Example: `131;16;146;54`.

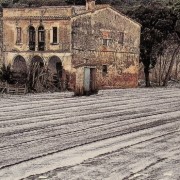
38;26;45;51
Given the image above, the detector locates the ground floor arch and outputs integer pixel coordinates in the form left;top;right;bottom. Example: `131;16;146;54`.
12;55;27;73
11;55;27;84
48;56;63;77
31;56;44;67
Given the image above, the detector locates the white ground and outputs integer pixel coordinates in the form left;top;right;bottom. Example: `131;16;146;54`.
0;88;180;180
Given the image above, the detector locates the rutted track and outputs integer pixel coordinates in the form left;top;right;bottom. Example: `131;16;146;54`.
0;88;180;180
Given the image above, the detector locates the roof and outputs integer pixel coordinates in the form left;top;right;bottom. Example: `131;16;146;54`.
2;4;141;27
71;5;141;27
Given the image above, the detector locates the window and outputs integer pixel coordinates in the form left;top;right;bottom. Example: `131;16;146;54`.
103;39;108;46
38;26;45;42
118;32;124;45
102;65;108;76
29;26;35;51
38;26;45;51
16;27;22;44
103;38;112;46
53;27;58;44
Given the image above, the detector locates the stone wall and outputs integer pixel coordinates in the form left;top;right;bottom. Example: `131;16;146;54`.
71;7;141;89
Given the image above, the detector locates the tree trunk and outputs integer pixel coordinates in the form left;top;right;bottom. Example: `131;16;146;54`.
163;44;180;86
144;67;151;87
159;55;162;86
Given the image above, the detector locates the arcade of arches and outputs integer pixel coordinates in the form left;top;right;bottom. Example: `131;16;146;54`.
11;55;67;90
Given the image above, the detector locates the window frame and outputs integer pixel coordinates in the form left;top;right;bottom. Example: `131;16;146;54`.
102;38;112;47
52;27;58;44
29;26;36;51
38;27;45;43
38;26;45;51
102;64;108;76
16;27;22;45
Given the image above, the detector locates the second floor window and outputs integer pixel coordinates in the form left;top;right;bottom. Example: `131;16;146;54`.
38;26;45;51
38;26;45;42
29;26;35;51
16;27;22;44
53;27;58;44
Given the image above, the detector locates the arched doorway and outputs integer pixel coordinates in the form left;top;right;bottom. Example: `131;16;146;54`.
12;55;27;84
48;56;64;89
48;56;62;77
29;56;44;92
29;26;35;51
38;26;45;51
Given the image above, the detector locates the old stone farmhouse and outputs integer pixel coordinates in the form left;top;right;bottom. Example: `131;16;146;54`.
0;0;141;91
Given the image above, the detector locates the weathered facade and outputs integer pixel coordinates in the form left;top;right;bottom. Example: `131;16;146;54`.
1;0;141;90
72;7;141;88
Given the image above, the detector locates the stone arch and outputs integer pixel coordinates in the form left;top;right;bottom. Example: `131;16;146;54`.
48;56;62;78
12;55;27;73
31;55;44;67
12;55;27;84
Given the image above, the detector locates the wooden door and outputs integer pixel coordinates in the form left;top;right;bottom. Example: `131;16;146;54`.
84;67;90;92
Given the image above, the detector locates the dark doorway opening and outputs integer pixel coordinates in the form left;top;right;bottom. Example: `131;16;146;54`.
12;55;27;84
48;56;64;90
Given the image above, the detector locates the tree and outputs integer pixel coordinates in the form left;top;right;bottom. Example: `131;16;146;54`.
163;1;180;86
127;3;178;86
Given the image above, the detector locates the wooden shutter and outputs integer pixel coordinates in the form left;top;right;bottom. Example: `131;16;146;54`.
50;28;53;44
57;27;59;44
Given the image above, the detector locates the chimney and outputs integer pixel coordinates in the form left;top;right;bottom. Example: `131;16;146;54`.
86;0;96;11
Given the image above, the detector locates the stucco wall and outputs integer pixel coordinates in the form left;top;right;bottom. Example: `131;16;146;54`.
3;7;72;18
3;19;71;52
2;7;72;73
